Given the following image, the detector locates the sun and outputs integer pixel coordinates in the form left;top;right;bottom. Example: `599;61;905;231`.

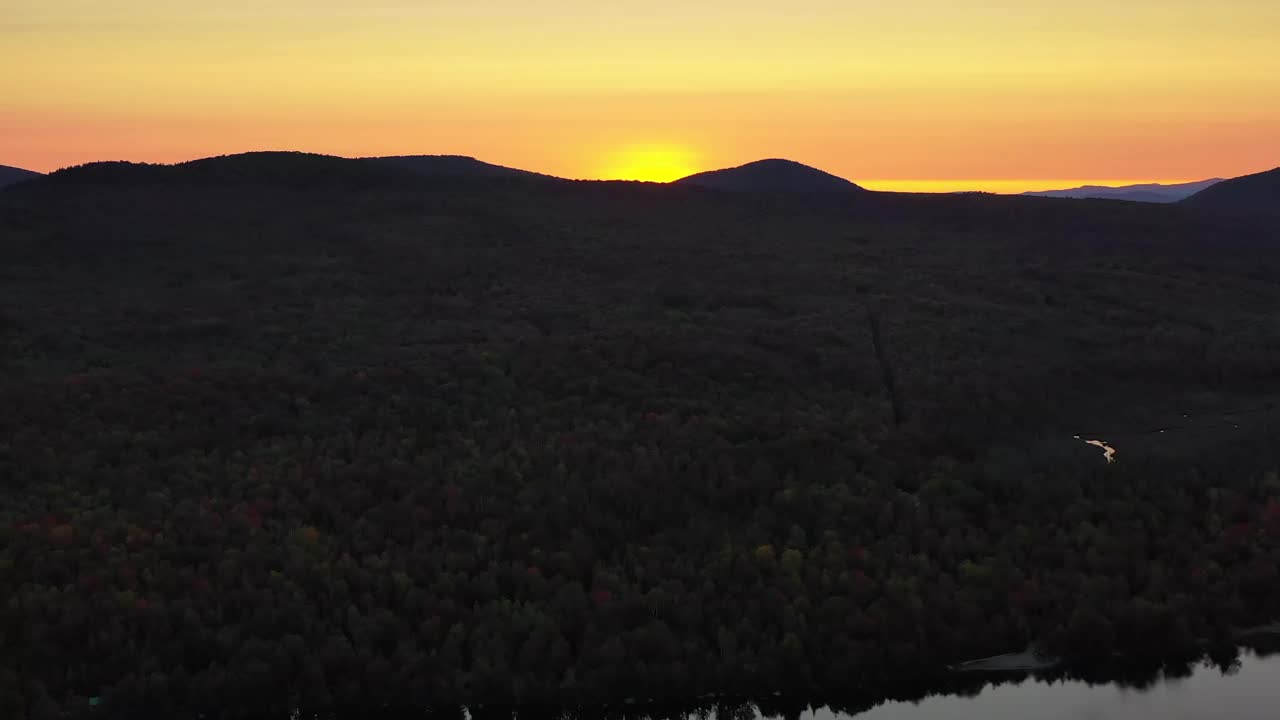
598;145;699;183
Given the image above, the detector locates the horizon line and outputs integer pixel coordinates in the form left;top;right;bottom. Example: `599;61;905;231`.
9;151;1241;196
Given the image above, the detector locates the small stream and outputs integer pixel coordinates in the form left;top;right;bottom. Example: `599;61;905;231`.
1074;435;1116;463
1068;402;1277;465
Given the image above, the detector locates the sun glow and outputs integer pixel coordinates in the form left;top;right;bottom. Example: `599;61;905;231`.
3;1;1279;181
598;145;699;183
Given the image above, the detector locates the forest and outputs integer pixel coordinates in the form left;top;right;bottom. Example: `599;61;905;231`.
2;166;1280;718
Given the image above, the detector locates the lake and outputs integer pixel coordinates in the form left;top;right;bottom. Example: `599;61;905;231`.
798;651;1280;720
442;650;1280;720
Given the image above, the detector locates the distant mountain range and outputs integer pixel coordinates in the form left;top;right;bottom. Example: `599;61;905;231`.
673;159;863;193
1180;167;1280;213
1023;179;1223;203
0;163;41;188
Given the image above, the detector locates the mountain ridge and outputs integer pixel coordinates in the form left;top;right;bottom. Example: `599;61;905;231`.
38;152;422;189
24;152;566;190
360;154;558;181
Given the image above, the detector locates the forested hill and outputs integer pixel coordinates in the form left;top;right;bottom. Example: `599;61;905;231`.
35;152;425;189
3;177;1280;718
673;159;863;192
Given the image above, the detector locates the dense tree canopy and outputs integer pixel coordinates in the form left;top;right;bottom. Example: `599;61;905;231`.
2;174;1280;718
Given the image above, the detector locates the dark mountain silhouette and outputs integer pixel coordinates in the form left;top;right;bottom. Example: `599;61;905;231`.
1181;167;1280;213
673;159;863;193
38;152;421;189
361;155;559;181
0;164;41;188
1024;179;1222;203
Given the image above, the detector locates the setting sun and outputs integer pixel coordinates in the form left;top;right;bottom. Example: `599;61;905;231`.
598;145;699;183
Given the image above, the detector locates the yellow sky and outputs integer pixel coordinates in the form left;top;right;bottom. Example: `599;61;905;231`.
3;0;1279;191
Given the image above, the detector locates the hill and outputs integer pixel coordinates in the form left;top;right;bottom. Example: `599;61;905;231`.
1181;166;1280;212
673;158;863;192
37;151;420;189
361;154;559;181
0;164;41;188
1024;179;1221;203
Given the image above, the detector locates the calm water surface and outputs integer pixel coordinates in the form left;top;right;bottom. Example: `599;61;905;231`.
803;652;1279;720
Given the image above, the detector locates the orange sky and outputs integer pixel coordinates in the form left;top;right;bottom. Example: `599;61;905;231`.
3;0;1279;192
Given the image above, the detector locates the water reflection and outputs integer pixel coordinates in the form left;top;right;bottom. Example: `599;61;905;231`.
818;650;1278;719
282;650;1277;720
462;649;1279;720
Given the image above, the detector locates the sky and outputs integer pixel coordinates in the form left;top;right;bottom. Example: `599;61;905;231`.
3;0;1279;192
